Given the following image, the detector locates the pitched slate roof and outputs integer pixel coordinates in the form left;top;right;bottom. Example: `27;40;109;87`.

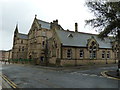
37;19;50;29
17;33;28;39
56;29;113;48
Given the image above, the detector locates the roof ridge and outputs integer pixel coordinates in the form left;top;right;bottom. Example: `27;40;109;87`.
62;29;98;36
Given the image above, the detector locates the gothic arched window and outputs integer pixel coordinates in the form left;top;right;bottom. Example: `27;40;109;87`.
112;42;119;60
89;41;97;59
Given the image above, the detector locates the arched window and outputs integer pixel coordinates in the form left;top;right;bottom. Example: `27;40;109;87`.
22;46;24;51
107;51;110;59
80;49;84;58
112;42;119;60
67;49;72;59
21;40;23;44
89;41;97;59
102;51;105;59
42;41;45;48
19;46;21;51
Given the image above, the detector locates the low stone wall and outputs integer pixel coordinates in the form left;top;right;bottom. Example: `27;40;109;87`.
60;59;117;66
49;57;56;64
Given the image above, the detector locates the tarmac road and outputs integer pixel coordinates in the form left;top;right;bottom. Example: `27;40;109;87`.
1;63;120;88
0;64;12;89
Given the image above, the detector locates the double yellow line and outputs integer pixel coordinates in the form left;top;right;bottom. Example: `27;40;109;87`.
101;71;120;80
0;74;18;89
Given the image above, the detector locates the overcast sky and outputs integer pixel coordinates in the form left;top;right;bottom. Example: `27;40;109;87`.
1;0;96;50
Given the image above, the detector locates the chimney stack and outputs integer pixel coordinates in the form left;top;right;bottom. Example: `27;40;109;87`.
75;23;78;32
53;19;58;25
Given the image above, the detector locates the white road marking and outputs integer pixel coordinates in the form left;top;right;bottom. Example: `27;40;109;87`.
70;72;104;78
90;74;98;77
70;72;77;74
99;76;104;78
82;74;89;76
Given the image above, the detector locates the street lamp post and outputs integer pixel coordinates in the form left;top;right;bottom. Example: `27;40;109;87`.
117;30;120;76
115;52;116;64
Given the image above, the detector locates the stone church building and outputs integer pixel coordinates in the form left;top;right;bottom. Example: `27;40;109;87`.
12;15;119;66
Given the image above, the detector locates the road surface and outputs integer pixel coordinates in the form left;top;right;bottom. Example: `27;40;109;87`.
1;63;120;88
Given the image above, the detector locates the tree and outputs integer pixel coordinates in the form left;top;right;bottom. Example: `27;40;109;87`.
85;1;120;72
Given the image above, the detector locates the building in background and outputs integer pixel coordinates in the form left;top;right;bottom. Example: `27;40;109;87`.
0;50;12;61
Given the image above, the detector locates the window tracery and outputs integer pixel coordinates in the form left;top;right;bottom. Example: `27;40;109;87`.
112;41;119;59
87;37;99;59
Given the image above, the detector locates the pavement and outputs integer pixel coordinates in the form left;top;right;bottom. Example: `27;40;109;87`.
1;61;118;70
17;63;118;71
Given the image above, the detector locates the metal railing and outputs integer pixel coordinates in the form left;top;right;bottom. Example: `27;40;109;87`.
0;59;33;64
